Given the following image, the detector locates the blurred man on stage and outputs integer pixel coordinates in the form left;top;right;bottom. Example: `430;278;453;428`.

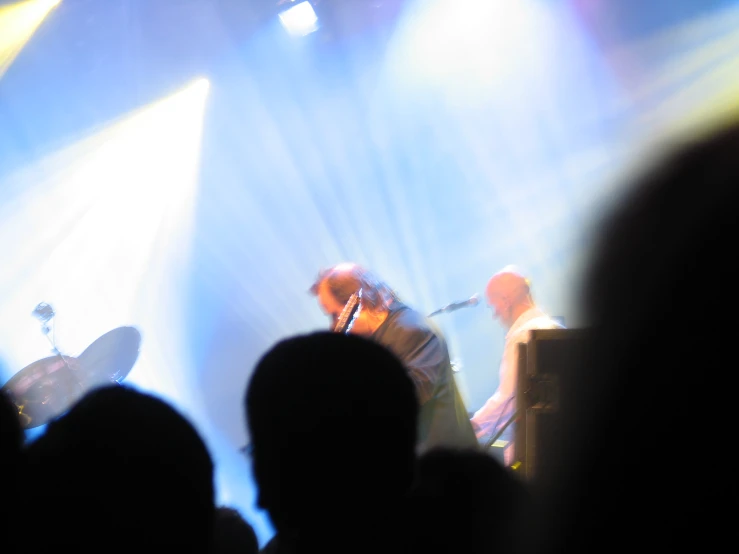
311;263;478;453
471;266;564;464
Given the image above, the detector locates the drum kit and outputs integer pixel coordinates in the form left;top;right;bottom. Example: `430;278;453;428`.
1;302;141;429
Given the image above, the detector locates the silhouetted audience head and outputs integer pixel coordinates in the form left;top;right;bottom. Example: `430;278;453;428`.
23;385;215;550
0;388;24;548
210;506;259;554
410;447;531;554
244;331;418;537
0;388;22;461
535;123;739;552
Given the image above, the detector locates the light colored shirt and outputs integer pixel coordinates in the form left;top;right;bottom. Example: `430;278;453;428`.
471;307;564;442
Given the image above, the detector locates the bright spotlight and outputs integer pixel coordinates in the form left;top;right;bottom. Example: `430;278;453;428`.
278;1;319;37
192;77;210;92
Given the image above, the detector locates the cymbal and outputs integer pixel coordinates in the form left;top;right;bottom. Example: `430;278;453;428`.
77;326;141;387
2;355;86;429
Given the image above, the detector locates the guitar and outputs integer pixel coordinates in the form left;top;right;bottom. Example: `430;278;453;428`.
333;289;362;334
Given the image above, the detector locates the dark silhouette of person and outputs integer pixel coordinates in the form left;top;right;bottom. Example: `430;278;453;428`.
245;331;419;554
210;506;259;554
22;385;215;550
409;447;532;554
0;388;25;550
532;122;739;553
0;387;23;468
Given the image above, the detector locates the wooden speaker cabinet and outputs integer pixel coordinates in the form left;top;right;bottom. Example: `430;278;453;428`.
513;328;588;481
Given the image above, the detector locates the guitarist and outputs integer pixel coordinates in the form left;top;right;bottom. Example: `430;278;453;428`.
310;263;478;454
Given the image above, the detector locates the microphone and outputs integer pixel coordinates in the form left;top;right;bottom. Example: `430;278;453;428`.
428;294;480;317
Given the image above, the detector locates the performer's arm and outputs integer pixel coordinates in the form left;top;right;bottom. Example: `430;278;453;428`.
471;339;519;437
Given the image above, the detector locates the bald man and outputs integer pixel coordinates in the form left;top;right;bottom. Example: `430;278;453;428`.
471;266;564;463
311;263;478;454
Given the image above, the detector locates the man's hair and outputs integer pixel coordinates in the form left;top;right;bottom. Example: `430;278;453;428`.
211;506;259;554
23;385;215;549
309;263;398;312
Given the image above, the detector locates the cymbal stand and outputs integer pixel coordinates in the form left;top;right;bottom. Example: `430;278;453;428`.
32;303;81;388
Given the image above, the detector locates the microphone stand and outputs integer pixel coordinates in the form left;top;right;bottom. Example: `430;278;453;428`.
428;307;447;317
483;409;519;451
428;296;479;318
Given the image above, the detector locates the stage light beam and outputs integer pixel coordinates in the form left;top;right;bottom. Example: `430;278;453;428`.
0;77;211;421
0;0;61;80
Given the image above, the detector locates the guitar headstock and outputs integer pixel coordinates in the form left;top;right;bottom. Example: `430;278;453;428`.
333;289;362;334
